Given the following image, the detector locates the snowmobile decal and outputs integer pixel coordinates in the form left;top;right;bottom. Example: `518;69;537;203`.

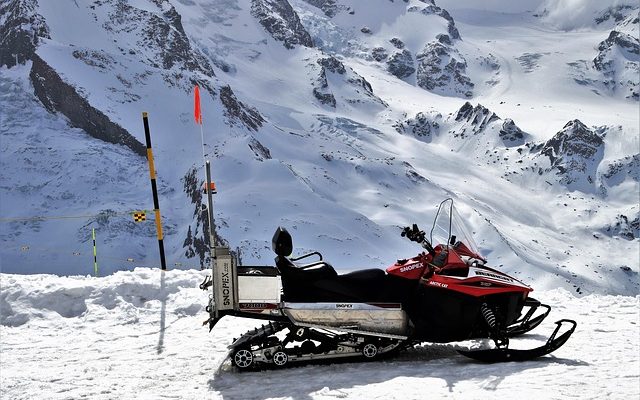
212;247;237;311
284;303;402;310
239;303;279;310
399;263;422;273
472;269;513;282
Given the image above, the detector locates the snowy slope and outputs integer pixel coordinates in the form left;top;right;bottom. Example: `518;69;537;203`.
0;0;638;295
0;65;153;275
1;269;639;399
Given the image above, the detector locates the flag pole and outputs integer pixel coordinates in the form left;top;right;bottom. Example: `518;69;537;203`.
199;124;206;166
194;86;216;266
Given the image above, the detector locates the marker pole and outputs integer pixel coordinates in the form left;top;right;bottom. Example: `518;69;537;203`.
92;228;98;277
142;112;167;270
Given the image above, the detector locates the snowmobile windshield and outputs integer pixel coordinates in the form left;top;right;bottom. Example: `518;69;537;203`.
430;198;481;258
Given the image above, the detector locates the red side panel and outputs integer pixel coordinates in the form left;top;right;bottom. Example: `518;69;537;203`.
454;242;485;262
386;257;426;280
445;249;467;269
424;274;532;297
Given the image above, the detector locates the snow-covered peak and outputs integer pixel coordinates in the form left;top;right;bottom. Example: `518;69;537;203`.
542;119;604;163
252;0;315;49
0;0;638;296
535;0;638;31
523;119;605;192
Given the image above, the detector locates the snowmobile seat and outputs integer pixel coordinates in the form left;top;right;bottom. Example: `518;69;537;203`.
271;227;416;303
339;268;386;282
272;227;338;300
321;268;388;301
272;227;335;275
307;268;416;304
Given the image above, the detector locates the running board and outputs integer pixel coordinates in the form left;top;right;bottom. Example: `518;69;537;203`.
458;319;577;363
283;302;409;337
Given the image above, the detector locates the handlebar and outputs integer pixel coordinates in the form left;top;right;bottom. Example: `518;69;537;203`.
401;224;436;256
401;224;425;242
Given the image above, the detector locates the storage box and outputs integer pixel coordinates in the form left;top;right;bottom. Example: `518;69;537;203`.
237;266;282;304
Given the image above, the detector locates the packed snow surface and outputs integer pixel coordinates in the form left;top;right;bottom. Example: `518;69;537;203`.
1;268;638;400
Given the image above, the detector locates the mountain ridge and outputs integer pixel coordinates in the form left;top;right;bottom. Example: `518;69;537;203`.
0;0;637;295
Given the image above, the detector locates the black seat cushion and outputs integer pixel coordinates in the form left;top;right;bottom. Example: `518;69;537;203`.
339;268;386;282
312;269;386;302
276;255;338;302
304;271;417;304
278;265;417;304
276;256;338;282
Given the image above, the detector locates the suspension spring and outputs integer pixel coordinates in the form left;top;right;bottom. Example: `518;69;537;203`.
481;303;497;329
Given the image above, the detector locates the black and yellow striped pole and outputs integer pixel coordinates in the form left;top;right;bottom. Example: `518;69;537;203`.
142;112;167;270
92;227;98;276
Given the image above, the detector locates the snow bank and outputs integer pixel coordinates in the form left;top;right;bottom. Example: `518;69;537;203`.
0;268;206;327
1;269;639;399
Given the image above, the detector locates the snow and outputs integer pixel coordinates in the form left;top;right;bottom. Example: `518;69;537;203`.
436;0;545;14
1;268;638;399
1;1;639;398
535;0;638;30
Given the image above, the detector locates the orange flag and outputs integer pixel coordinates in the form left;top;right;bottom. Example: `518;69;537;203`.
194;85;202;125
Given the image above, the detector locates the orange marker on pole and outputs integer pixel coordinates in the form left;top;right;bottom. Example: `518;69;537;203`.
195;85;206;164
194;85;203;125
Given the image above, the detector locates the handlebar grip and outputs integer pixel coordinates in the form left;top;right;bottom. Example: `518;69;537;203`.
407;224;425;243
401;224;436;256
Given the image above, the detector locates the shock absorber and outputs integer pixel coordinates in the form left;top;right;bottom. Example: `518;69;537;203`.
481;303;497;329
481;303;508;349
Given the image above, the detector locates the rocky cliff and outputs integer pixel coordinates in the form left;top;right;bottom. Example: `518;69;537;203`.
252;0;314;49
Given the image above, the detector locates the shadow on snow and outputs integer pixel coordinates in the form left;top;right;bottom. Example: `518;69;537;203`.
208;343;589;400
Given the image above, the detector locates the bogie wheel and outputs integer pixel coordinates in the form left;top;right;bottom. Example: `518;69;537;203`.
362;343;378;359
233;349;254;369
272;351;288;367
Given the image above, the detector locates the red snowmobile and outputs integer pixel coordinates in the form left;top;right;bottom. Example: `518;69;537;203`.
201;198;576;368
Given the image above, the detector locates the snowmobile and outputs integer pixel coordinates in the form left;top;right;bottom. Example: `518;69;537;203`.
200;198;576;369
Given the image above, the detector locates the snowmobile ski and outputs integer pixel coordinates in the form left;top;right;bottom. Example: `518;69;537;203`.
506;298;551;337
458;319;577;362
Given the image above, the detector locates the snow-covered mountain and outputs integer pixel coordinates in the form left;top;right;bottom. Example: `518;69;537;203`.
0;0;638;295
